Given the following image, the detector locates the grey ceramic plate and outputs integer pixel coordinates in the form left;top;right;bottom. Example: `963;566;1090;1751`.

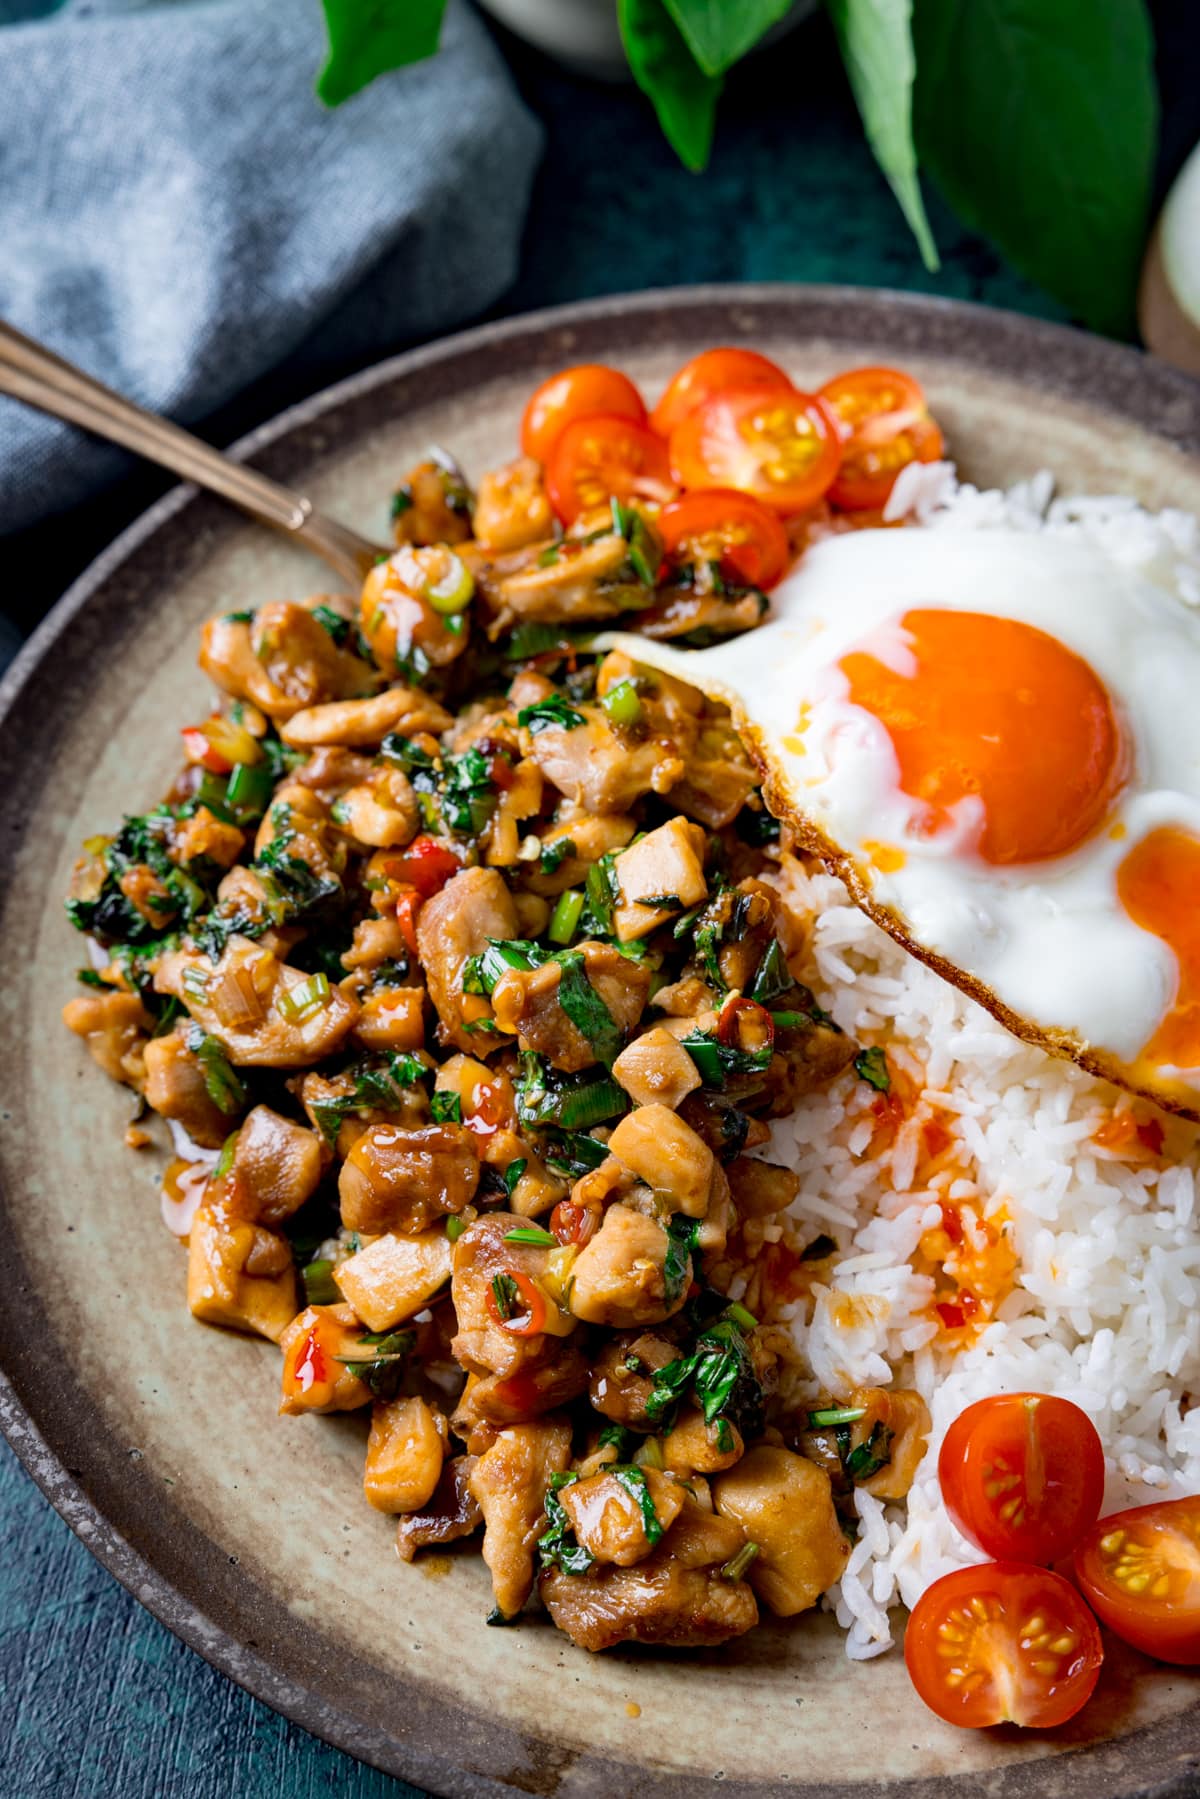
4;286;1200;1799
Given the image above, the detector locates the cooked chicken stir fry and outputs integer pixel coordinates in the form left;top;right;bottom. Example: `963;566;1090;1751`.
63;358;932;1654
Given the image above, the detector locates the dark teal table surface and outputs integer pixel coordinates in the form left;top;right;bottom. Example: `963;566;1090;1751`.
3;8;1198;1798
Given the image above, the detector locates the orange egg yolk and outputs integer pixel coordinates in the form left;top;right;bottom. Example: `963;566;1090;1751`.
1118;826;1200;1071
838;609;1124;865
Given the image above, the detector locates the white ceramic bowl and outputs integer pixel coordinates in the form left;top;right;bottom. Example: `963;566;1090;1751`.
474;0;816;81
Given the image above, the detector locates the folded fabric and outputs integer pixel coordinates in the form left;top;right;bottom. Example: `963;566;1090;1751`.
0;0;542;535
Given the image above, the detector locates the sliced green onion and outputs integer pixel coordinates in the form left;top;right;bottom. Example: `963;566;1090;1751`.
445;1216;467;1242
225;760;273;819
600;679;643;729
721;1541;760;1582
547;888;584;946
182;965;210;1002
724;1300;758;1331
276;971;331;1024
303;1258;340;1306
503;1226;557;1248
212;1130;239;1182
808;1406;867;1429
769;1010;814;1030
423;551;474;616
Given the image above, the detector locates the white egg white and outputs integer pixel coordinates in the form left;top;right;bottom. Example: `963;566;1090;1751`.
607;528;1200;1110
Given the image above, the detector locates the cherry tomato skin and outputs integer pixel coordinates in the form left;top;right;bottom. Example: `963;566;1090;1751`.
658;489;791;590
521;365;646;465
828;413;944;511
938;1393;1106;1566
817;365;927;438
669;388;843;516
545;414;675;525
651;347;794;439
1075;1498;1200;1664
905;1563;1103;1729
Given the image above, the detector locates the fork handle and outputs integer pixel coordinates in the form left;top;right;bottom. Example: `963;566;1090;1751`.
0;319;381;588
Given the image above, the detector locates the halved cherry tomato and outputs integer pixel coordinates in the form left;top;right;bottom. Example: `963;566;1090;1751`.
669;389;842;516
828;413;944;511
382;834;461;898
546;415;674;525
818;365;928;440
938;1393;1105;1566
651;347;793;439
658;489;790;590
550;1199;599;1249
905;1563;1103;1729
1075;1497;1200;1664
485;1268;548;1336
521;365;646;465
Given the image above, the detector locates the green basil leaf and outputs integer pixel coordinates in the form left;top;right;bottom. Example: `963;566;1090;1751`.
825;0;938;271
912;0;1157;334
318;0;447;108
854;1045;891;1093
664;0;794;74
553;951;623;1067
618;0;723;173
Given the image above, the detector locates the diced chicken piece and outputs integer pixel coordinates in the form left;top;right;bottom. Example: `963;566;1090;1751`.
726;1156;801;1218
452;1342;590;1429
798;1388;931;1503
451;1212;575;1378
608;1104;715;1218
526;813;637;896
612;1027;702;1110
208;866;297;960
662;1407;743;1475
559;1468;687;1566
469;1418;573;1619
761;1008;858;1111
392;455;473;546
142;1026;232;1147
416;866;519;1054
541;1495;756;1651
188;1203;297;1342
339;1122;480;1235
668;721;760;829
354;985;427;1053
588;1331;679;1429
695;1160;733;1256
478;531;646;627
280;686;452;748
341;915;412;973
228;1104;324;1226
491;941;650;1073
172;805;246;870
691;881;781;994
636;587;766;642
333;1229;452;1332
569;1204;689;1329
62;990;153;1089
155;936;359;1068
526;705;683;816
292;744;376;803
278;1302;371;1413
363;1396;448;1514
329;768;419;850
612;818;708;942
711;1446;848;1617
359;549;473;673
199;600;376;721
395;1456;482;1562
473;457;553;552
677;1092;772;1160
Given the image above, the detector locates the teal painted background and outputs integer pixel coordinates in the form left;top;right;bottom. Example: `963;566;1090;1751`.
2;5;1198;1797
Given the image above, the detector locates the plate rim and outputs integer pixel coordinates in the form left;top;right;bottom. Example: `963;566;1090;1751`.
4;281;1200;1799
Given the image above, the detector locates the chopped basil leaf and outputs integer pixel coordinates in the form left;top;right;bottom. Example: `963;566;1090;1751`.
844;1420;895;1483
431;1090;462;1125
553;949;622;1065
184;1024;246;1115
855;1046;891;1093
517;695;586;734
537;1470;594;1577
747;938;790;1003
502;1158;528;1198
311;604;350;647
539;837;577;875
662;1214;699;1307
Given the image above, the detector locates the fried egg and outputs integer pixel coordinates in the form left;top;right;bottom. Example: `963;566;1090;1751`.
609;527;1200;1118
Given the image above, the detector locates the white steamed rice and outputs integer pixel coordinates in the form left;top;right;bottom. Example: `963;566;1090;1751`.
759;459;1200;1660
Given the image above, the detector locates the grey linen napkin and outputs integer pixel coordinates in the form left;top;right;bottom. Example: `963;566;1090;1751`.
0;0;542;535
